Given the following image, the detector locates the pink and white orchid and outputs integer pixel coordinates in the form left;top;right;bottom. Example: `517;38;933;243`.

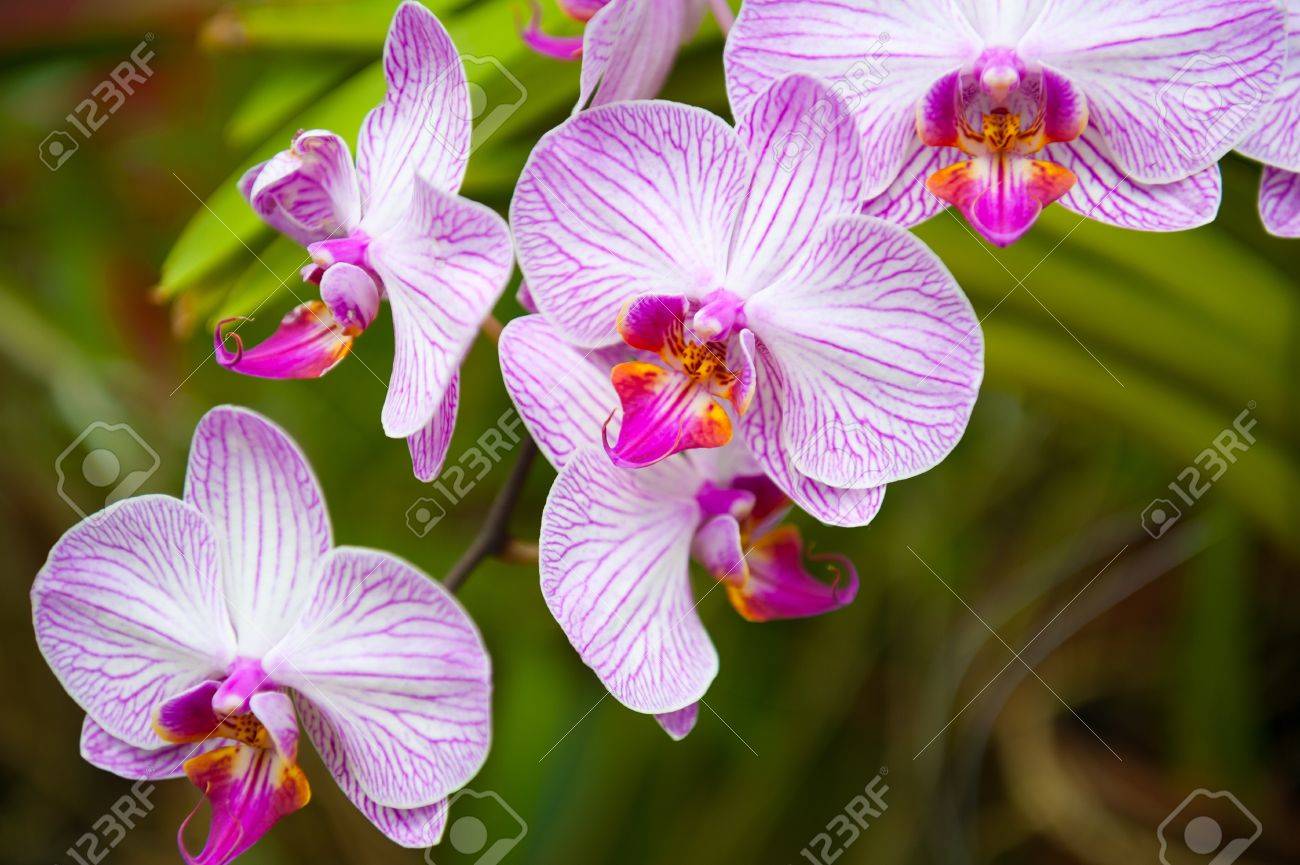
511;75;983;526
225;2;513;481
521;0;711;108
498;315;858;737
725;0;1287;246
32;406;491;865
1238;0;1300;236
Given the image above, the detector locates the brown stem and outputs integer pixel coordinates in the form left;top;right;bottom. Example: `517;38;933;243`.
442;437;539;593
480;314;503;343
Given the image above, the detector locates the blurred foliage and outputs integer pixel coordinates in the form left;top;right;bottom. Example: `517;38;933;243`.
0;2;1296;865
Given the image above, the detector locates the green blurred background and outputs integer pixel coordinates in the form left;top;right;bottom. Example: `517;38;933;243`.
2;1;1297;864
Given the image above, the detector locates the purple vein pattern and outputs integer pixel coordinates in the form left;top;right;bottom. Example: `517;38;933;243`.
1237;0;1300;236
31;405;492;864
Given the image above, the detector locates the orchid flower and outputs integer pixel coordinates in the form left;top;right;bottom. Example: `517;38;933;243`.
511;74;983;526
521;0;710;108
1238;0;1300;236
31;406;491;865
498;315;857;737
725;0;1287;246
225;2;513;481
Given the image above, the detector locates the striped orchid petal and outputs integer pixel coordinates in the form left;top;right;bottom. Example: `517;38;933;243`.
357;1;470;231
32;495;235;749
1258;165;1300;237
1239;3;1300;236
745;215;982;489
1047;129;1221;231
511;100;749;347
266;547;492;809
499;314;624;469
81;717;219;781
374;179;512;439
541;447;715;713
522;0;709;109
184;407;332;657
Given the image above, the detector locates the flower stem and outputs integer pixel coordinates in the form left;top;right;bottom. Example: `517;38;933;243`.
442;437;539;593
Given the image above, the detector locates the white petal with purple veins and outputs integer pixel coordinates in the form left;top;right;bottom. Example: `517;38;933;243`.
499;315;618;470
540;447;715;713
298;700;449;846
80;716;217;781
724;0;978;198
740;352;886;527
729;75;865;296
1259;165;1300;237
746;216;982;489
1021;0;1286;182
184;406;332;656
357;1;471;231
372;179;512;439
32;495;235;748
408;374;460;483
1047;129;1221;230
512;101;750;347
860;140;962;228
579;0;688;108
268;547;491;809
1237;1;1300;173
